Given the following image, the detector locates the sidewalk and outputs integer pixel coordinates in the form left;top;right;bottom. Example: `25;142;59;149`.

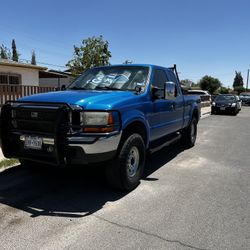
201;106;211;118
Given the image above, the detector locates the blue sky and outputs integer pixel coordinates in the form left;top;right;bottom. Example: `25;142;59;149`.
1;0;250;87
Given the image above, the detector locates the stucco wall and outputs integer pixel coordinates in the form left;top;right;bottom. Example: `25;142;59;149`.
0;65;39;86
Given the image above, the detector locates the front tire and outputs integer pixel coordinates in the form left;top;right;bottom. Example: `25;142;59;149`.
181;117;197;148
105;133;145;191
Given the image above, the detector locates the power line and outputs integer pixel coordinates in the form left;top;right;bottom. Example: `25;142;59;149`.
20;58;67;68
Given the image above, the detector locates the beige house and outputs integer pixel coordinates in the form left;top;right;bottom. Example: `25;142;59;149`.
0;59;74;88
0;59;47;86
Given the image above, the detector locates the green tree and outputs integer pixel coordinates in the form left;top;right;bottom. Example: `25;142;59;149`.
11;39;19;62
31;50;36;65
0;44;11;59
66;35;112;76
199;75;222;94
233;71;244;89
220;86;230;94
233;86;245;95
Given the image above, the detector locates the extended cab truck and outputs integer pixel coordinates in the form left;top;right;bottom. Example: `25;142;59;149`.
0;64;201;190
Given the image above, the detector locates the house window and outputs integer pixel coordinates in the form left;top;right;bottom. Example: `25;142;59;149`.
0;74;8;84
0;73;21;85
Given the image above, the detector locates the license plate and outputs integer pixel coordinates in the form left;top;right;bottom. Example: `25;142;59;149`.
24;136;43;150
220;107;226;110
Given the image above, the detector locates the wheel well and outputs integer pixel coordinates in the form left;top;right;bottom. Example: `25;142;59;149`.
192;109;199;121
122;121;148;147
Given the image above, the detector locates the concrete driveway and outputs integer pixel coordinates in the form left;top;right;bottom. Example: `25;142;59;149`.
0;108;250;250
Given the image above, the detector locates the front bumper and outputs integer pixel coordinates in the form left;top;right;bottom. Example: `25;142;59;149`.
242;100;250;105
66;133;122;164
212;106;237;113
0;102;121;166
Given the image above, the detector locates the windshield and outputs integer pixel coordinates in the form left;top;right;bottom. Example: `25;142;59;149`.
68;66;149;91
215;95;236;101
240;94;250;97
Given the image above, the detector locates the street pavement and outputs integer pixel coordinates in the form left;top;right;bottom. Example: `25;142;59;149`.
0;107;250;250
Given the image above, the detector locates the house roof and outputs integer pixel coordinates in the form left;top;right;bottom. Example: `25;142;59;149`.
49;69;73;76
39;70;68;78
0;59;47;70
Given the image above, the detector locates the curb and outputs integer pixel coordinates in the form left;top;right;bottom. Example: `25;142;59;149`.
201;112;211;119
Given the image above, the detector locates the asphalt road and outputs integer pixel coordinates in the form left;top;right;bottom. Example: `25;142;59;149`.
1;107;250;250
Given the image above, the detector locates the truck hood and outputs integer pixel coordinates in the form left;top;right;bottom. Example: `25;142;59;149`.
18;90;137;109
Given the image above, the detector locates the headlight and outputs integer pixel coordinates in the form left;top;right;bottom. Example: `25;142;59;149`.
212;102;216;106
231;103;236;107
81;112;110;126
80;111;120;133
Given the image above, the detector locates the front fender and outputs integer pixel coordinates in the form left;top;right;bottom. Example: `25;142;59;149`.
121;110;150;148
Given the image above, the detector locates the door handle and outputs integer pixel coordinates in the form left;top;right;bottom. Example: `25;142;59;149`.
170;102;176;110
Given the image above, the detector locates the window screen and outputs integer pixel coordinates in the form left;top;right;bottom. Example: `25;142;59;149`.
0;74;21;85
0;74;8;84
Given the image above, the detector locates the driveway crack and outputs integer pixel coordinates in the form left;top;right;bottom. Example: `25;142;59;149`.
94;215;209;250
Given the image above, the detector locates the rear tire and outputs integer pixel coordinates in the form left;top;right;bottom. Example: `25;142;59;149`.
105;133;145;191
181;117;197;148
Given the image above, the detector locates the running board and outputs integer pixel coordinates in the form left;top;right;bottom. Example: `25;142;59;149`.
149;133;181;154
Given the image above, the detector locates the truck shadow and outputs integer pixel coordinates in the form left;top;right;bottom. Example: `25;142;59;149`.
0;143;185;218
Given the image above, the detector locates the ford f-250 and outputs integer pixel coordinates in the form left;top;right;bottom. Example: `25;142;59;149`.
0;64;201;190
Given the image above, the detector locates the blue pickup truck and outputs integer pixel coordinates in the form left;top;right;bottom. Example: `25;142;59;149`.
0;64;201;190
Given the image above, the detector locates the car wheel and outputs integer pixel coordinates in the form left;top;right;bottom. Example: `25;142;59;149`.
181;117;197;148
105;133;145;191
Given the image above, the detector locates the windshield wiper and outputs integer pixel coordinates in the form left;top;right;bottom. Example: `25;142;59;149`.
95;86;122;90
69;86;87;90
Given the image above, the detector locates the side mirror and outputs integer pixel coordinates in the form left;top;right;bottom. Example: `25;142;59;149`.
181;86;189;95
164;82;176;100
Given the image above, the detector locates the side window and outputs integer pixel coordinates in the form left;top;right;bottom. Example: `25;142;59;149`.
152;69;168;89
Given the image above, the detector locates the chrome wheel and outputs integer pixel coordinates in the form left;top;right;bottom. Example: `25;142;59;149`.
126;146;140;178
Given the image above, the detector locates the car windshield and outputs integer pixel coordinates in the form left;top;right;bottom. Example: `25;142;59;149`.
215;95;236;101
240;94;250;97
68;66;149;91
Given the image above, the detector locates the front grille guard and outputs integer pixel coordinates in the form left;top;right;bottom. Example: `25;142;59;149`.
0;101;82;166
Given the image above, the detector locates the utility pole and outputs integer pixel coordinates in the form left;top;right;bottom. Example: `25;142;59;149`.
247;69;249;91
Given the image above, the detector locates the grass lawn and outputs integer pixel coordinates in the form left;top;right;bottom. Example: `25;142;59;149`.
0;158;19;171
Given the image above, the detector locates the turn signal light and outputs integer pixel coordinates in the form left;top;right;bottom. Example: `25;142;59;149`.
83;113;114;133
83;127;114;133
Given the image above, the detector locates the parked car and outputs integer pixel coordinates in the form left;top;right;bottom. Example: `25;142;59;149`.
211;94;241;115
0;64;201;190
239;92;250;106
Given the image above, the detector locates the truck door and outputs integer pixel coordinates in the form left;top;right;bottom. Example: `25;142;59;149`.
165;70;184;131
148;69;182;141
